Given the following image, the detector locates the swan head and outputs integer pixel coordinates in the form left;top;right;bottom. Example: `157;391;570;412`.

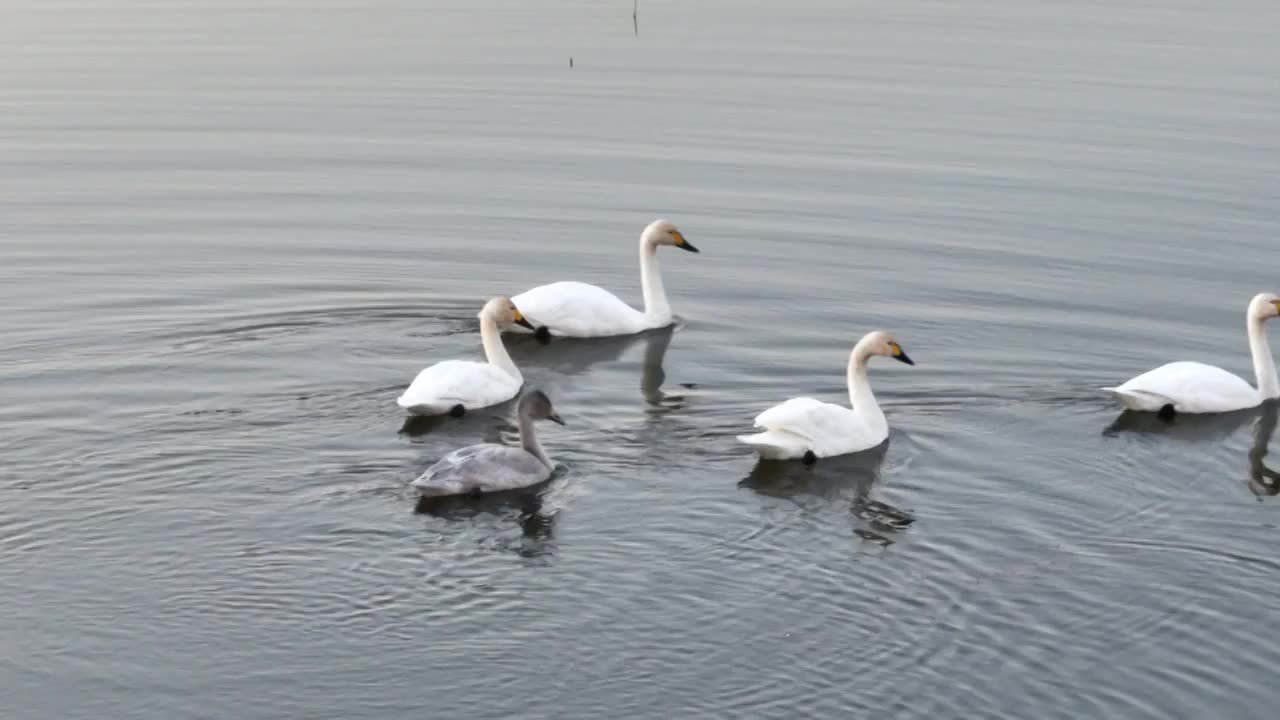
1248;293;1280;321
857;330;915;366
642;219;698;253
480;295;535;330
518;389;565;425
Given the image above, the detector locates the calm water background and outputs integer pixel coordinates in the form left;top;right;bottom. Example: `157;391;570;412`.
3;1;1280;717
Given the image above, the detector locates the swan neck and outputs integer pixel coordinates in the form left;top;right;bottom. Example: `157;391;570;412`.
1248;316;1279;399
639;239;671;326
518;413;552;468
480;315;520;379
848;349;887;430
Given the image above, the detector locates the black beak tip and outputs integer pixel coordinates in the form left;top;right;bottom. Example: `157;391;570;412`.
515;317;535;330
896;352;915;366
548;414;565;426
680;242;700;254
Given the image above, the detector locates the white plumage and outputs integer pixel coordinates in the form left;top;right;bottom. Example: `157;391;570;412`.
1104;293;1280;414
738;331;915;461
398;361;523;416
397;296;533;416
509;219;699;338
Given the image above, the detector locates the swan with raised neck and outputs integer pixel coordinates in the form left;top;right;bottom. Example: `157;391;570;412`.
508;218;699;338
737;330;915;461
1105;292;1280;414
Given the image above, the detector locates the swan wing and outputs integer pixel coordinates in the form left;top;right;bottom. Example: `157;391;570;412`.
1107;361;1260;413
752;397;834;439
511;281;650;337
411;444;552;496
396;360;521;415
745;397;872;457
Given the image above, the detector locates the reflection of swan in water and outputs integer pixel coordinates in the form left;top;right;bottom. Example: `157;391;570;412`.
508;325;684;409
1105;399;1280;498
399;404;512;439
414;478;562;553
738;440;913;540
637;326;683;409
1247;400;1280;497
1103;404;1257;441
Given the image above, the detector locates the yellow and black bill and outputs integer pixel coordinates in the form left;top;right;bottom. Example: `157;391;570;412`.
512;308;536;330
889;342;914;366
672;231;699;253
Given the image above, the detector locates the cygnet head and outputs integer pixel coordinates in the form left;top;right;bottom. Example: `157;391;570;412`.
480;296;535;330
858;330;915;366
518;389;565;425
1248;293;1280;321
641;219;699;254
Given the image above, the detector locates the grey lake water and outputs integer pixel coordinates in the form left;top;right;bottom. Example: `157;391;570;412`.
3;1;1280;718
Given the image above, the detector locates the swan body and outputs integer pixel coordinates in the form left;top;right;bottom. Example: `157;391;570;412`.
738;331;915;460
510;219;698;338
1105;361;1260;413
1105;293;1280;414
412;391;565;497
397;296;534;416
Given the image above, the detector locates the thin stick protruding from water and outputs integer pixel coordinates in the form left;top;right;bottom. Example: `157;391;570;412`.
633;0;638;37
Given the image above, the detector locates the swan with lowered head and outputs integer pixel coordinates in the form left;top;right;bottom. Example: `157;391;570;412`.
738;331;915;462
509;219;699;338
1105;293;1280;414
397;296;534;416
412;390;565;497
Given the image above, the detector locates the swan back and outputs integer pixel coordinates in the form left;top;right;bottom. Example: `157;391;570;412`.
396;360;521;414
511;281;650;337
412;444;552;496
1108;361;1260;413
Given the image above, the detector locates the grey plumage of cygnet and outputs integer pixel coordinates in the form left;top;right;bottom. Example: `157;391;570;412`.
411;390;565;497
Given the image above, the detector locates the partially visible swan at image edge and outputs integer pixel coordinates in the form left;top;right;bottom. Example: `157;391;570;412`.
1105;293;1280;414
397;296;534;416
508;219;699;338
738;331;915;462
412;390;565;497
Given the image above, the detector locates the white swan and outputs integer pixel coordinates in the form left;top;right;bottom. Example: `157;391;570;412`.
1105;292;1280;414
412;390;565;497
396;296;534;416
738;331;915;462
509;219;698;338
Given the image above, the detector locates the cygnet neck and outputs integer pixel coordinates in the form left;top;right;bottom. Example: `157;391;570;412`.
847;340;887;434
517;411;552;468
480;313;521;380
639;236;672;326
1247;314;1279;399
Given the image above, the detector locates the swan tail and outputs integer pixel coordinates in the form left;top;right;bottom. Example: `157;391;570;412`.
1103;386;1173;412
737;431;810;460
397;395;453;416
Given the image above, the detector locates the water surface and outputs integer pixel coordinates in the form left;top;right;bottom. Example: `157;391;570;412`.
3;1;1280;718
